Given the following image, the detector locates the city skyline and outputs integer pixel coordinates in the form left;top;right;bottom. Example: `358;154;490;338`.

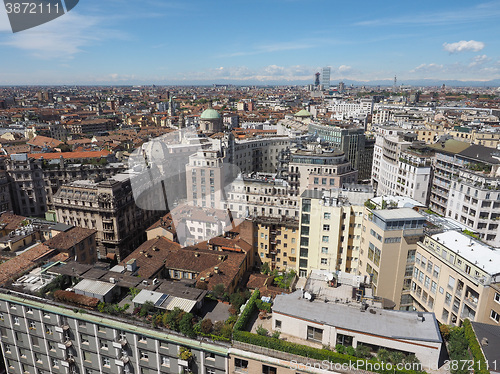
0;0;500;85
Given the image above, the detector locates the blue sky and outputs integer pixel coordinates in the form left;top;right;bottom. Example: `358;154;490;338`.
0;0;500;85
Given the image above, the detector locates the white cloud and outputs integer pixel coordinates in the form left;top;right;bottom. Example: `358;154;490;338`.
409;58;500;80
443;40;485;53
469;54;491;67
337;65;353;74
0;11;124;59
409;63;444;73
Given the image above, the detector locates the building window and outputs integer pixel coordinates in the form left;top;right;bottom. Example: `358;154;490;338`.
322;236;329;243
100;340;108;349
45;326;53;335
324;212;331;220
321;258;328;265
140;350;149;360
323;224;330;231
83;351;92;362
81;334;89;344
262;365;277;374
491;310;500;323
321;247;328;254
51;358;59;368
29;320;36;329
275;320;282;329
161;356;170;366
235;358;249;372
13;316;19;325
307;326;323;342
495;293;500;304
102;357;110;367
206;369;216;374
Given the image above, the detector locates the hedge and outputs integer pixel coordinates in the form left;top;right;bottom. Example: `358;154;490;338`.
463;319;490;374
233;330;425;374
233;289;260;332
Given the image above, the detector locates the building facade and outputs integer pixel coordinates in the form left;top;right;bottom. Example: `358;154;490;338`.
53;174;164;260
0;292;229;374
412;230;500;327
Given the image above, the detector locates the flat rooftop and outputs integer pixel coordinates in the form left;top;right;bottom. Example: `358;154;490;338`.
374;208;424;221
371;196;425;209
431;230;500;275
273;291;442;343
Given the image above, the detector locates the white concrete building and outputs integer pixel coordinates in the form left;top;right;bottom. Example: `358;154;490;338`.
272;291;442;369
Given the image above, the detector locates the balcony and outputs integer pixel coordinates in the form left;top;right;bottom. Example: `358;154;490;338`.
403;228;424;237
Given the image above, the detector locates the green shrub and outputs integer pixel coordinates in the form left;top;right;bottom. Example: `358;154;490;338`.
233;331;425;374
335;344;345;354
355;344;372;358
233;289;260;331
200;319;213;334
448;327;469;374
271;330;281;339
346;346;356;356
179;313;195;338
463;319;490;374
256;325;268;336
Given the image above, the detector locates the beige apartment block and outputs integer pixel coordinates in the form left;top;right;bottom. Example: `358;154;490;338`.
254;217;299;271
359;207;426;310
298;188;370;278
411;230;500;327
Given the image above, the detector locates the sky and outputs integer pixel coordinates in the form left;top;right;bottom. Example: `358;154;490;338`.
0;0;500;85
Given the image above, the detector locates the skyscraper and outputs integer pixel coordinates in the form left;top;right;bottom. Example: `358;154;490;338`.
322;67;331;90
314;72;320;87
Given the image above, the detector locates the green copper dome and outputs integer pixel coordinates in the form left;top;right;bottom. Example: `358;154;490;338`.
295;109;312;117
200;108;221;120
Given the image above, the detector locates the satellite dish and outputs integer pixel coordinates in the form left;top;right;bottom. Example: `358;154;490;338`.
304;292;312;300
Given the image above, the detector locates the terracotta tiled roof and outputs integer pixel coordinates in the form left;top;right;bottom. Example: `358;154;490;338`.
28;150;111;160
0;212;28;232
45;227;97;251
120;237;181;279
0;244;55;286
246;273;271;290
27;135;63;148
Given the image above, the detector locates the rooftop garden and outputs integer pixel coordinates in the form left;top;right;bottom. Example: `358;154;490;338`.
440;320;489;374
233;289;426;374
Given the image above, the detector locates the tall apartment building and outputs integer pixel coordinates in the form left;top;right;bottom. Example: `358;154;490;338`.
186;149;228;211
5;153;125;217
308;124;373;180
428;139;474;216
429;140;500;247
0;290;228;374
0;172;12;213
412;230;500;327
359;206;426;310
227;134;290;174
288;144;358;196
393;145;433;205
227;173;299;219
254;216;299;271
297;186;373;278
53;173;164;260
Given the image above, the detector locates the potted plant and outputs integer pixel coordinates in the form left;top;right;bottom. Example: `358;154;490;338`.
178;347;192;367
